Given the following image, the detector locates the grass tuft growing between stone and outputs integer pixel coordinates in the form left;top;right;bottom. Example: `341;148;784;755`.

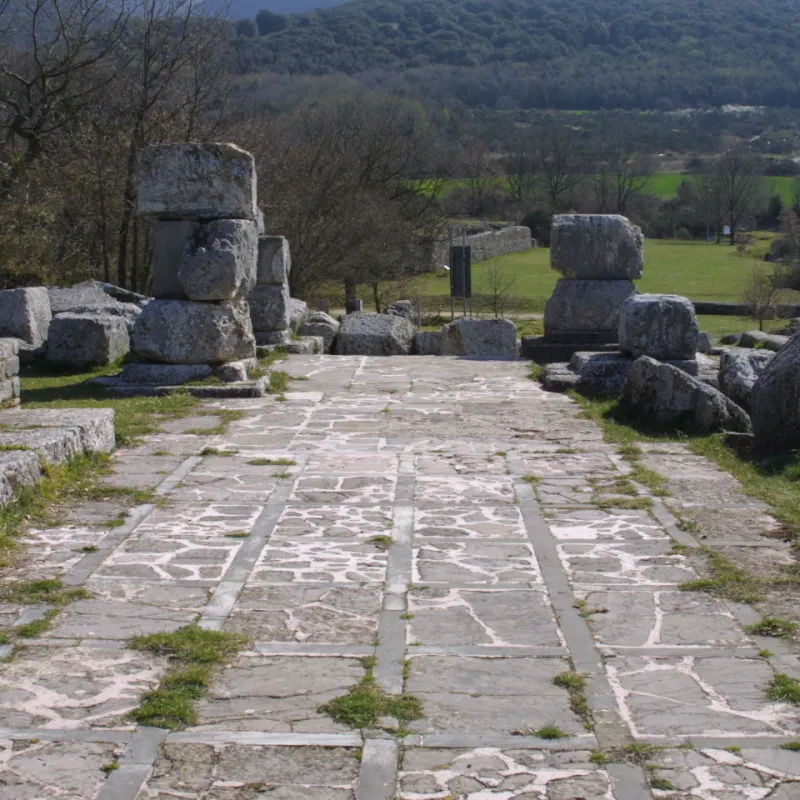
767;674;800;705
746;617;799;639
780;741;800;751
554;670;592;729
247;458;296;467
268;371;291;395
127;625;251;729
0;452;157;567
318;657;423;732
680;548;763;604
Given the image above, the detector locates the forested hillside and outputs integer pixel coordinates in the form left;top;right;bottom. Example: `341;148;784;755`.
232;0;800;110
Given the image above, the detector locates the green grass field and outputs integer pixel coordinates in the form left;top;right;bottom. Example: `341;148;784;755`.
426;174;798;204
415;236;785;308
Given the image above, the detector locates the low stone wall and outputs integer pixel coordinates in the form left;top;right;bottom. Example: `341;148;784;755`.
693;300;800;317
0;339;20;407
434;226;533;266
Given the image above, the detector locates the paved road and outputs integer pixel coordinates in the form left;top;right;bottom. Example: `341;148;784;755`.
0;356;798;798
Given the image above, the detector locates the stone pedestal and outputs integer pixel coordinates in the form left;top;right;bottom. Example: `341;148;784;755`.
120;142;261;393
526;214;644;364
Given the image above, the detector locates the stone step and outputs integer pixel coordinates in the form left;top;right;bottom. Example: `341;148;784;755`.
0;407;116;506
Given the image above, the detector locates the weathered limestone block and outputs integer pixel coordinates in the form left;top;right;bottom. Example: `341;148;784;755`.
289;298;309;332
0;338;20;385
0;450;41;505
718;349;774;413
0;287;52;347
386;300;413;321
752;334;800;454
249;283;290;332
179;219;258;302
257;236;291;285
336;313;415;356
544;280;637;337
551;214;644;280
255;330;291;347
441;318;518;359
415;330;443;356
280;337;323;355
137;142;257;220
697;332;714;354
48;280;143;314
739;330;789;351
121;363;213;385
0;377;20;405
132;299;255;364
0;407;116;454
58;304;141;334
0;427;83;464
621;356;751;435
46;314;130;368
619;294;699;361
299;311;340;353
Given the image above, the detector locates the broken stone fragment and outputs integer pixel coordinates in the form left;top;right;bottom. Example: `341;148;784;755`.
249;282;290;333
256;236;291;285
441;318;518;358
618;294;699;361
137;142;257;220
0;287;52;348
178;219;258;302
46;313;130;368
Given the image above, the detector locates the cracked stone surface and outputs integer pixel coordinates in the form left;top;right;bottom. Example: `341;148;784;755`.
0;739;124;799
135;743;360;799
1;355;798;799
398;747;613;799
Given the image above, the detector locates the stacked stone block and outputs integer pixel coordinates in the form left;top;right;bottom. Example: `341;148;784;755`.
545;214;642;342
249;235;292;346
0;339;20;407
127;143;257;380
523;214;643;363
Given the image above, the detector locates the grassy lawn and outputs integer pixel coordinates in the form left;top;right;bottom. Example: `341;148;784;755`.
425;174;798;203
410;237;793;318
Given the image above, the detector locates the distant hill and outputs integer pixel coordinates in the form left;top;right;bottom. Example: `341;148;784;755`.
228;0;348;20
231;0;800;110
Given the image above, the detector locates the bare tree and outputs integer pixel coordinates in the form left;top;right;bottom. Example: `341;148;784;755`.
240;93;446;300
591;135;653;215
484;262;517;319
716;147;763;246
535;125;581;213
113;0;233;289
0;0;132;184
503;136;538;210
743;261;784;331
694;168;726;243
458;140;500;216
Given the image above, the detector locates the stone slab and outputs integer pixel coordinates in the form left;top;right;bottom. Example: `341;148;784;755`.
0;407;116;454
137;142;257;220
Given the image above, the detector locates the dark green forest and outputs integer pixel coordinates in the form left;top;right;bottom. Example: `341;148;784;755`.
231;0;800;110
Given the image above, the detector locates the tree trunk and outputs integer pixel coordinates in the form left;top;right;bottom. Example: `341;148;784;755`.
131;216;139;293
372;282;381;313
116;141;139;288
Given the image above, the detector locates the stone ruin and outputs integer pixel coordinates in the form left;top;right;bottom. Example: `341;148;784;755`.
534;213;758;436
523;214;642;362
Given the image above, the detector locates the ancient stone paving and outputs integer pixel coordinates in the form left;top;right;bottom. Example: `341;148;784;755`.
0;355;798;799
